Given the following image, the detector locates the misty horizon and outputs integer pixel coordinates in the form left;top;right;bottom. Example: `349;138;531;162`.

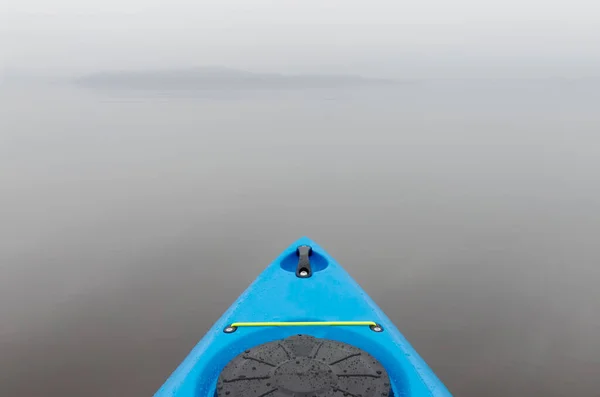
4;0;600;80
3;55;600;82
4;64;600;85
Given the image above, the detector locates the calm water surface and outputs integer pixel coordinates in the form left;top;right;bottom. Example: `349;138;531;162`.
1;82;599;396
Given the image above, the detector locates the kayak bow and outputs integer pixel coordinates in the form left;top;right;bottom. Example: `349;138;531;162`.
154;237;452;396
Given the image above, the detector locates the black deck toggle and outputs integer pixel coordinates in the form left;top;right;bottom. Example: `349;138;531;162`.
296;245;312;278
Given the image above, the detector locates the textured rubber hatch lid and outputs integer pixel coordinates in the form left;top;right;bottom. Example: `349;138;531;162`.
216;335;391;397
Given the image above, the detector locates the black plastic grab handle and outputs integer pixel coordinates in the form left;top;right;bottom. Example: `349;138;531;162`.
296;245;312;278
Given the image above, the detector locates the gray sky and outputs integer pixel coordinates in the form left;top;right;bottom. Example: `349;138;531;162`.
2;0;600;78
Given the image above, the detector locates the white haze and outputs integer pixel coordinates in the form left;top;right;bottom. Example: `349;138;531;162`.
2;0;600;78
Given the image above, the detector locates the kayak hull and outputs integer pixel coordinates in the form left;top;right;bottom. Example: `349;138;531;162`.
154;237;452;396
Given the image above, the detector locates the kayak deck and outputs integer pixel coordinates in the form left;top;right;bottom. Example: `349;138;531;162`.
154;237;451;396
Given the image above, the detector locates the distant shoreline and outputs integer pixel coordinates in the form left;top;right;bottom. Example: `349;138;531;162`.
74;66;399;90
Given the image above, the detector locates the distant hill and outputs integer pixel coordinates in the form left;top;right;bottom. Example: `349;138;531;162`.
75;66;397;90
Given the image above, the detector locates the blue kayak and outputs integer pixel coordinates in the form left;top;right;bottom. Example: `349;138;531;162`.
154;237;452;396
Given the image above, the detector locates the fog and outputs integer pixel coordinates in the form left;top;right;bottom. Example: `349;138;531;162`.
2;1;600;397
3;0;600;78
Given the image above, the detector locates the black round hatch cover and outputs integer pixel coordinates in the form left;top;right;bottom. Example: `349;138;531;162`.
216;335;391;397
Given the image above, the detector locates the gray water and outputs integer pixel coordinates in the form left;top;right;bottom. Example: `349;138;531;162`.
1;82;599;396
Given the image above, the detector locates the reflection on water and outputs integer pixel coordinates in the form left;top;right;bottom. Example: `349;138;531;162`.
1;82;599;396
